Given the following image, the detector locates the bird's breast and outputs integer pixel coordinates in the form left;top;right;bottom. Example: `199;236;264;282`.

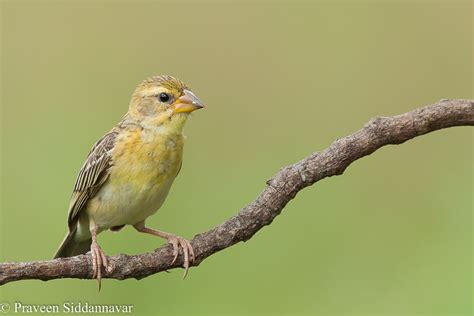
112;128;184;185
88;127;185;228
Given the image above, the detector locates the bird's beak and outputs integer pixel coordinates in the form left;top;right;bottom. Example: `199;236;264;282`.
173;89;205;113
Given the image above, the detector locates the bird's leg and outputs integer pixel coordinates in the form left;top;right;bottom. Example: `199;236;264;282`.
133;221;195;279
89;222;108;289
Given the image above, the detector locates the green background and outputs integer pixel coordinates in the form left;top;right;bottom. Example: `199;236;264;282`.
0;0;472;315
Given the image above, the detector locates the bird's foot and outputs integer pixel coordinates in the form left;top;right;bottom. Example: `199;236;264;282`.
167;235;195;279
90;240;108;290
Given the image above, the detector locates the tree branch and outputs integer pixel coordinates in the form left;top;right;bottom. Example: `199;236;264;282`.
1;99;472;286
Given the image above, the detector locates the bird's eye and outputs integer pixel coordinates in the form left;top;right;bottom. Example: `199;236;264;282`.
159;92;170;103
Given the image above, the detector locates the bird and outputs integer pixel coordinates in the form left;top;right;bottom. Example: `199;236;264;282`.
54;75;204;287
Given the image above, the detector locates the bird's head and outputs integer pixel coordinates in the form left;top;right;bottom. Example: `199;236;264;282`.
128;75;204;130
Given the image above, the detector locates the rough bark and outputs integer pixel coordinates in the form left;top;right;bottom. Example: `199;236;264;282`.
1;99;472;286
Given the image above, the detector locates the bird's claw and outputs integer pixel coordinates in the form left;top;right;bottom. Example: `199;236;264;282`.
91;241;108;290
167;235;195;279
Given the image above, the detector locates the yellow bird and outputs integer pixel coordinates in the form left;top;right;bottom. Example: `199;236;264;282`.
54;75;204;285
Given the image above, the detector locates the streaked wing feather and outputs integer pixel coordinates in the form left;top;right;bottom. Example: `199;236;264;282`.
67;130;118;230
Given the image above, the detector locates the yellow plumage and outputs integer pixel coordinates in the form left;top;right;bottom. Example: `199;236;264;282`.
87;124;185;233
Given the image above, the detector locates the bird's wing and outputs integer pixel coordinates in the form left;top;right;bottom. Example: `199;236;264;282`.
66;129;119;231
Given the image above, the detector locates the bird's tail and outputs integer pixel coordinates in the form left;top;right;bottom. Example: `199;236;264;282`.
54;230;92;258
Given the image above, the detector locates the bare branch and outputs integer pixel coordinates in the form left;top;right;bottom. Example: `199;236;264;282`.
1;99;472;285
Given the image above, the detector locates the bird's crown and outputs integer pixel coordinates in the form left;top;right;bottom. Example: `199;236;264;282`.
137;75;187;93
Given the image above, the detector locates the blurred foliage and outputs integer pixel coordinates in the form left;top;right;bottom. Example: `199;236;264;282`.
0;0;472;315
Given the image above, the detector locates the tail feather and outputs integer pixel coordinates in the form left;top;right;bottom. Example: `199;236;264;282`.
54;230;92;258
